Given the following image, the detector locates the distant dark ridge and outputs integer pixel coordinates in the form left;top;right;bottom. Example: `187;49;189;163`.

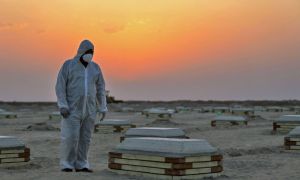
1;100;300;106
0;101;56;106
124;100;300;106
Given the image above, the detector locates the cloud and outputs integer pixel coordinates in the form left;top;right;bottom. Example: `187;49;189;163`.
0;22;13;30
0;22;28;31
102;24;125;34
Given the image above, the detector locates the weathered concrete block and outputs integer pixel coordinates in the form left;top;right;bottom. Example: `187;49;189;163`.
212;107;230;113
0;136;30;166
0;112;17;119
97;119;132;126
284;127;300;152
266;106;284;112
125;127;186;138
287;126;300;138
121;127;188;142
144;108;175;120
175;106;192;113
108;138;223;179
211;115;247;127
277;115;300;122
273;115;300;133
94;119;136;134
0;136;25;150
231;108;254;117
116;138;217;157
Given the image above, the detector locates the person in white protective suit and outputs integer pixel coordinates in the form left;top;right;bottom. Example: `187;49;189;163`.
55;39;107;172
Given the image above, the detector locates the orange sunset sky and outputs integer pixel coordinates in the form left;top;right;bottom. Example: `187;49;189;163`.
0;0;300;101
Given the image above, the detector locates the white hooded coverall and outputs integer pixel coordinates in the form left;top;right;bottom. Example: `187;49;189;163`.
55;40;107;169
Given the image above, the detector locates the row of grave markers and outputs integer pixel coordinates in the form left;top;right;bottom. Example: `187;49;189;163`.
1;106;300;179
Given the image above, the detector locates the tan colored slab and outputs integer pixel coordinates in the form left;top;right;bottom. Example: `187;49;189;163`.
109;152;222;163
116;138;217;157
109;158;220;169
109;163;222;175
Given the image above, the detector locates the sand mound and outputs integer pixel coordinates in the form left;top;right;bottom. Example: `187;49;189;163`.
25;122;59;131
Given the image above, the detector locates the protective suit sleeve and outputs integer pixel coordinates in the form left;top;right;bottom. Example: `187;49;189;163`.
55;61;69;109
96;65;108;113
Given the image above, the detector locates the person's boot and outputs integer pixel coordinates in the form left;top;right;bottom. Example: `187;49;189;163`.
75;168;93;173
61;168;73;172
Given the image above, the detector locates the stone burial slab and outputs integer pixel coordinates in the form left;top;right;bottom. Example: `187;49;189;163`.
273;115;300;133
49;111;61;120
143;108;175;120
108;137;223;179
120;127;189;142
284;126;300;151
94;119;136;134
211;115;247;127
0;112;17;119
231;108;255;117
201;107;213;113
212;107;230;114
0;136;30;167
175;106;192;113
266;106;284;112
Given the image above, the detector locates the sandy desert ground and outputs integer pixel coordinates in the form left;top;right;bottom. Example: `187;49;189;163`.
0;102;300;180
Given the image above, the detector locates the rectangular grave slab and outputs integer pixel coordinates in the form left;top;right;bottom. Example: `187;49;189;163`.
273;116;300;132
109;152;222;163
266;106;284;112
286;127;300;138
0;112;17;119
175;107;192;113
125;127;186;138
120;127;188;142
109;158;221;169
212;116;247;127
96;119;132;126
276;115;300;123
114;138;218;157
145;109;174;119
0;136;25;150
212;107;230;113
109;163;222;176
284;127;300;151
108;137;223;179
231;108;254;116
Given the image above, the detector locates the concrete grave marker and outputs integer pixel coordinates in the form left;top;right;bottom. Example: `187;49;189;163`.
94;119;136;134
284;126;300;151
120;127;188;142
211;115;247;127
0;112;17;119
0;136;30;167
108;137;223;179
273;115;300;133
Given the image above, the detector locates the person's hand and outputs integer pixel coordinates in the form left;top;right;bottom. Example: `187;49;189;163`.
60;108;70;119
100;112;106;121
